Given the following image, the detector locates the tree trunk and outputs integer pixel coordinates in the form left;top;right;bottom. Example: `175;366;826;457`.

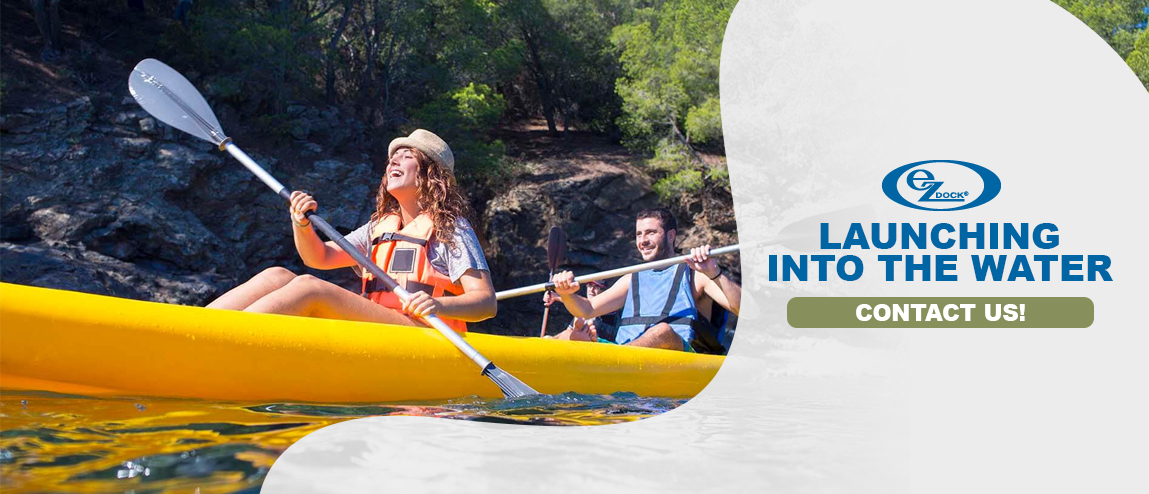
358;0;381;122
667;113;704;165
371;27;399;128
521;27;558;135
325;0;354;100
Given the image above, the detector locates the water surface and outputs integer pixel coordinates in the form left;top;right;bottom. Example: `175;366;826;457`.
0;390;684;493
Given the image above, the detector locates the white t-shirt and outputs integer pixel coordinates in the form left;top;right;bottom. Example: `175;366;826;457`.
344;216;489;282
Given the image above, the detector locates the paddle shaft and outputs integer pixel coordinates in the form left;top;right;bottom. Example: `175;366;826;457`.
129;60;532;394
538;268;553;337
223;142;493;370
496;244;741;301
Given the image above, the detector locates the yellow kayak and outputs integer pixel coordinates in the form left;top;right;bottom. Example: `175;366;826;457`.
0;283;723;402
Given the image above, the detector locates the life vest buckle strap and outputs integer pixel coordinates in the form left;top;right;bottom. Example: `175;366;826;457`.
660;265;688;318
616;315;694;327
405;280;434;296
362;277;394;294
371;232;429;246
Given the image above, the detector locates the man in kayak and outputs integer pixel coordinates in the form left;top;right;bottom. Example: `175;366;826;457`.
207;130;496;331
549;208;740;352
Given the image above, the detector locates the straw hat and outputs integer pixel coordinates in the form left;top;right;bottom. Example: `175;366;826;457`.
388;129;455;174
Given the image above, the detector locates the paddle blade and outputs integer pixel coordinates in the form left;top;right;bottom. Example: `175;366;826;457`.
775;205;876;251
482;364;539;399
128;59;228;146
546;226;567;271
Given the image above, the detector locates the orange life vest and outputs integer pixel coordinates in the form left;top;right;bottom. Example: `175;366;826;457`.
361;213;467;332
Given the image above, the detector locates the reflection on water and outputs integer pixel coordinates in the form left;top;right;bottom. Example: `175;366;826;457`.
259;376;905;493
0;390;685;493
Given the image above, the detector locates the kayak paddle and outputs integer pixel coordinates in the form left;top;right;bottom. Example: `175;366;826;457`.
128;58;538;399
539;226;567;337
495;205;872;300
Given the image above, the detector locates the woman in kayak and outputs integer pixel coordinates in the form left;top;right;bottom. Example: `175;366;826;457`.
206;129;495;331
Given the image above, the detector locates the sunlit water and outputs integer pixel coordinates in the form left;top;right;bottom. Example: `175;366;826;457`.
0;390;686;493
1;325;902;493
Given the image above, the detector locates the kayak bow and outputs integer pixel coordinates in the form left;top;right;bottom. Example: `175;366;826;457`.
0;283;723;402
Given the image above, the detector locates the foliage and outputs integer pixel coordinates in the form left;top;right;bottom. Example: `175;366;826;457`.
612;0;732;150
410;83;507;178
611;0;735;200
144;0;635;138
684;96;723;145
157;1;322;118
1126;25;1149;85
652;167;703;200
1054;0;1149;89
494;0;632;134
648;139;701;199
645;138;728;200
42;0;735;206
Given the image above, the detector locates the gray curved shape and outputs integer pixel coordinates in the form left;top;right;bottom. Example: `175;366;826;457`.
128;58;227;146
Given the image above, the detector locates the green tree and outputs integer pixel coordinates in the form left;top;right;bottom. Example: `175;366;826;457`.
1053;0;1149;89
494;0;631;135
611;0;735;198
410;83;508;178
1128;29;1149;85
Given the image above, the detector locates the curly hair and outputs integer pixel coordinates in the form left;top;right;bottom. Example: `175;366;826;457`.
371;147;472;247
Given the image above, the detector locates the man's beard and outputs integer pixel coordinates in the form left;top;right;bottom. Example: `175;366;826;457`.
649;238;674;260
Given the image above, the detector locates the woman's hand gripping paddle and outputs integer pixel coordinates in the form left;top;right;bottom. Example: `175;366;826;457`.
540;226;567;337
127;58;537;399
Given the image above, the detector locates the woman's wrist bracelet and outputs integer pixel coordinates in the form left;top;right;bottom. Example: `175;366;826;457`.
708;269;722;281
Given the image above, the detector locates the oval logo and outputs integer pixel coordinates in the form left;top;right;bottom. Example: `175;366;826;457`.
882;160;1001;211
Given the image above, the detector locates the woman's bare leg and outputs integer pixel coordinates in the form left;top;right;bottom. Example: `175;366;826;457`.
243;274;424;326
207;267;297;310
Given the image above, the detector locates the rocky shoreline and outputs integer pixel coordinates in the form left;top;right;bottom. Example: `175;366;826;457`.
1;93;739;336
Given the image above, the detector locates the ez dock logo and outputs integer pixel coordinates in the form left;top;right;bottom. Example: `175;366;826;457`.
882;160;1001;211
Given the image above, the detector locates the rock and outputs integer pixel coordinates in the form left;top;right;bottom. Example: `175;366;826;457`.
0;203;34;242
115;137;153;157
290;119;311;140
283;105;365;150
155;142;220;169
593;175;645;211
83;197;236;273
292;159;374;231
139;117;158;136
28;207;112;243
66;145;90;161
0;242;223;305
90;124;139;137
0;97;92;144
152;143;221;189
0;113;31;132
0;74;738;337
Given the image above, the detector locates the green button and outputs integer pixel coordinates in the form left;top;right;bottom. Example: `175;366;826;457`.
787;297;1094;328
